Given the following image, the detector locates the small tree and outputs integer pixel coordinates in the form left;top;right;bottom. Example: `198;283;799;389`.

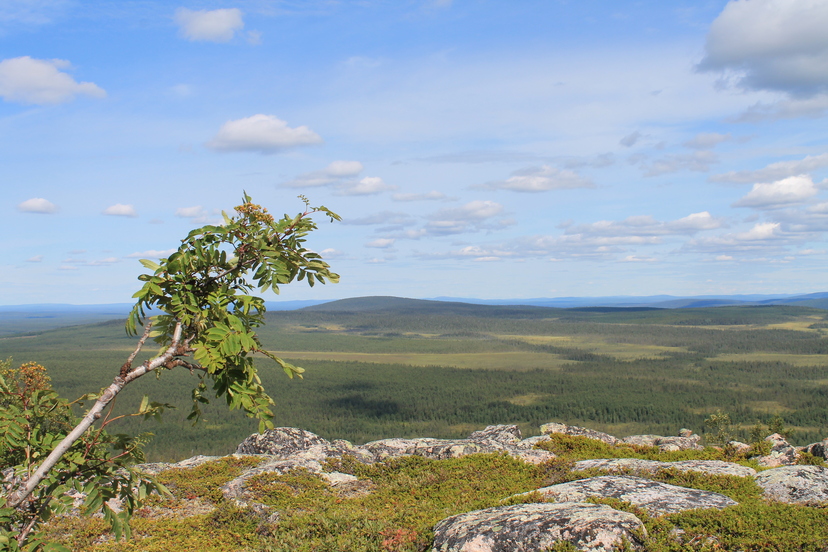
0;195;339;549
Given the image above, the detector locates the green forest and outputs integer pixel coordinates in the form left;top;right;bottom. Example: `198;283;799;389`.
2;298;828;462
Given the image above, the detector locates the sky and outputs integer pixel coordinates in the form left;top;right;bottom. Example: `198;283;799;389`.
3;0;828;305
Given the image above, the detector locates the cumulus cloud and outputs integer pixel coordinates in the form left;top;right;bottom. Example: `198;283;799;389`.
424;200;507;235
714;154;828;185
366;238;395;248
126;249;176;259
711;153;828;184
17;197;57;214
733;175;820;209
480;165;593;192
174;205;220;224
206;114;322;154
336;176;396;196
25;254;43;262
283;160;363;188
564;211;724;241
392;191;447;202
175;8;244;43
642;151;718;176
684;132;732;149
698;0;828;97
0;56;105;105
102;203;137;217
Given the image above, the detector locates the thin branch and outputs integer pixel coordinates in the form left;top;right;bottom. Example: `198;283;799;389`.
120;322;152;378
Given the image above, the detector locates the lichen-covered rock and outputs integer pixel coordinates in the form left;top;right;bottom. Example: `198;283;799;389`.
540;423;619;445
573;458;755;478
432;502;645;552
802;439;828;460
519;475;737;516
135;454;223;475
621;432;703;452
753;433;798;467
358;426;555;464
573;458;665;474
468;424;522;445
621;435;661;447
754;465;828;505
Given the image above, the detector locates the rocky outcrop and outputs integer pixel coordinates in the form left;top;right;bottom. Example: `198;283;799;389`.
540;422;618;445
514;475;737;517
802;438;828;460
432;502;645;552
754;465;828;505
573;458;756;478
753;433;798;467
127;422;828;552
361;424;555;465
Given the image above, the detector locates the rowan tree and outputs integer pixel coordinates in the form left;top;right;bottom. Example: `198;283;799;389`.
0;195;339;550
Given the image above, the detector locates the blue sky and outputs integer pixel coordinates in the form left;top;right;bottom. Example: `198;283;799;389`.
3;0;828;305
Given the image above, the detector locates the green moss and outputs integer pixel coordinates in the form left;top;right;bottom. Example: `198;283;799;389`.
154;456;262;503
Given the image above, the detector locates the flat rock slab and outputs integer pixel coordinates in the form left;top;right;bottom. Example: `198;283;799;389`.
524;475;737;516
432;502;644;552
541;423;619;445
754;465;828;505
574;458;756;478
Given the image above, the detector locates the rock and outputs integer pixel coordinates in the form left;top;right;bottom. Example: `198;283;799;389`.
468;424;522;445
432;502;645;552
358;425;555;464
753;433;798;467
802;439;828;460
727;440;752;454
518;475;737;516
515;435;551;449
574;458;665;474
573;459;755;478
665;460;756;478
621;435;661;447
135;454;223;475
754;465;828;505
540;423;619;445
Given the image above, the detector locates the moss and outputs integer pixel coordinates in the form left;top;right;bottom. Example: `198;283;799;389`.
154;456;263;503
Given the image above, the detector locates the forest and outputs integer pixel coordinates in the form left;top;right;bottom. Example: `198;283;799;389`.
1;297;827;462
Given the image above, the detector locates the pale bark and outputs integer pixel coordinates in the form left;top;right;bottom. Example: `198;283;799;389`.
7;323;184;511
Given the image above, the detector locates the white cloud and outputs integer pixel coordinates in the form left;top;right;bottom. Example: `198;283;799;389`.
88;257;119;266
481;165;593;192
715;255;734;261
392;191;447;202
102;203;137;217
283;160;363;188
567;212;724;238
738;222;783;241
206;114;322;154
175;206;206;218
337;176;396;196
366;238;395;248
17;197;58;214
126;249;176;259
699;0;828;97
733;175;819;209
175;8;244;43
710;153;828;184
622;255;657;262
25;254;43;262
0;56;105;105
684;132;731;150
424;200;507;235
